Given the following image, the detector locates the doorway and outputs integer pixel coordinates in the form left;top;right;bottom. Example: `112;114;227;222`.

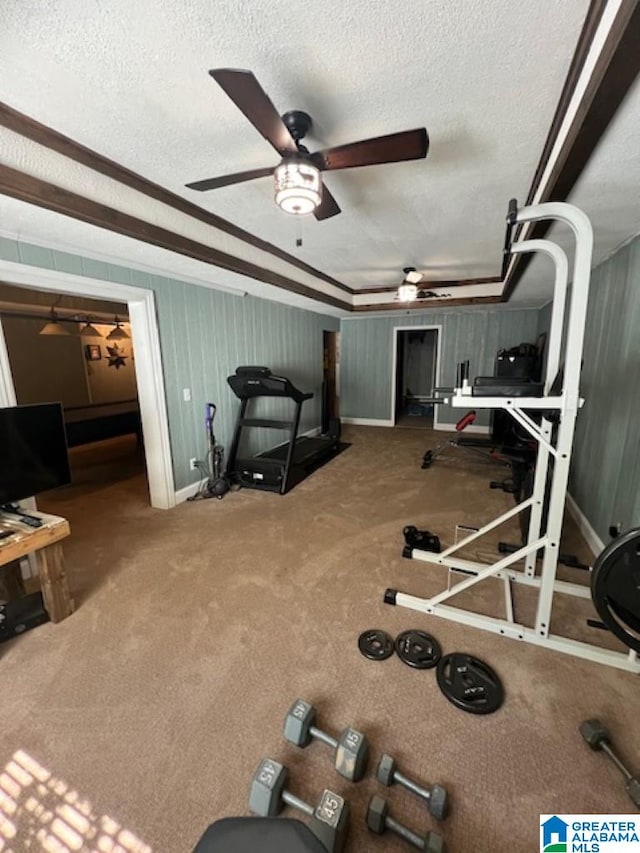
0;283;147;514
0;259;174;509
392;326;440;428
322;330;339;433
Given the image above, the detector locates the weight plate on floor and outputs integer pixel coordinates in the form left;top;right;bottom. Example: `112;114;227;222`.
358;629;395;661
436;653;504;714
395;629;441;669
591;528;640;653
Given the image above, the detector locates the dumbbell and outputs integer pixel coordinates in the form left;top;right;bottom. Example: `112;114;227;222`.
249;757;350;853
284;698;369;782
366;795;445;852
377;753;449;820
580;719;640;807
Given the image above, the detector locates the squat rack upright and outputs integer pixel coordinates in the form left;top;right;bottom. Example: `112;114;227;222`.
385;200;640;674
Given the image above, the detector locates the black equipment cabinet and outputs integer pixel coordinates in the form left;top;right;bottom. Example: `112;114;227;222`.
225;367;341;494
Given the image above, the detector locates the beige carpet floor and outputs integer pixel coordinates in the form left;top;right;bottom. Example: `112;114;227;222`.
1;427;638;853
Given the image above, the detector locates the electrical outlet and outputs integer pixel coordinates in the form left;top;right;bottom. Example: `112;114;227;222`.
189;457;198;471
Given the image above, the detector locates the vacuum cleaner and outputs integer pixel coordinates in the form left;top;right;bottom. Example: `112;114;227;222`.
204;403;230;499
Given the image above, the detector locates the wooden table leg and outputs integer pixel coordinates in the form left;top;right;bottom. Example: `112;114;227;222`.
36;542;75;623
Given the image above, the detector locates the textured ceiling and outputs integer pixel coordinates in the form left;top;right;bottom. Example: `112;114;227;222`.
0;0;617;308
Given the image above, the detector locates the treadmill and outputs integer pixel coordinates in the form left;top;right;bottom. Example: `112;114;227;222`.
226;366;341;494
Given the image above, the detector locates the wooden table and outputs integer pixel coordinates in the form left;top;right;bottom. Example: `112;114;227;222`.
0;513;74;623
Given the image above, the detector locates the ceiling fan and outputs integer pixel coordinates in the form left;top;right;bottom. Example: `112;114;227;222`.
397;267;451;301
185;69;429;220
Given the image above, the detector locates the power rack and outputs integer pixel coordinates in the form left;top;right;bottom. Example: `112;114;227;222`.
385;200;640;674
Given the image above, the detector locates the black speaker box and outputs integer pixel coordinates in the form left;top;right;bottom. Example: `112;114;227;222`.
0;591;49;643
496;351;542;380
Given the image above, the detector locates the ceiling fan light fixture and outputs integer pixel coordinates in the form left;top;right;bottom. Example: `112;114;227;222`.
398;283;419;302
403;267;423;285
274;160;322;215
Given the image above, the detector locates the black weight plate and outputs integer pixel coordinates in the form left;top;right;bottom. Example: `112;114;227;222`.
436;653;504;714
395;629;441;669
591;528;640;653
358;629;395;661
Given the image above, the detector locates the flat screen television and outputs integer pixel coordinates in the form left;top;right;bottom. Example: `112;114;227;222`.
0;403;71;504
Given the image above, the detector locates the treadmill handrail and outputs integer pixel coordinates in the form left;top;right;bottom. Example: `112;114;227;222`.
240;417;295;429
228;366;313;404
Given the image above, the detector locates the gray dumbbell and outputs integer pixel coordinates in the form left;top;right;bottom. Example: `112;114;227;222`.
284;698;369;782
249;757;350;853
377;753;449;820
580;719;640;807
367;795;445;852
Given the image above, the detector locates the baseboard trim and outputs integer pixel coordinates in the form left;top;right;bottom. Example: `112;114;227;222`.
175;481;203;504
566;493;604;556
342;417;394;427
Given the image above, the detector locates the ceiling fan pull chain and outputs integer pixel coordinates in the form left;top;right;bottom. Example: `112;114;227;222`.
295;216;303;248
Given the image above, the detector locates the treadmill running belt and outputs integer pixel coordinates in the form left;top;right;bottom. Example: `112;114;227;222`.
259;437;334;465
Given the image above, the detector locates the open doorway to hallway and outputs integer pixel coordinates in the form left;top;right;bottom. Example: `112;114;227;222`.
0;282;148;517
394;327;439;428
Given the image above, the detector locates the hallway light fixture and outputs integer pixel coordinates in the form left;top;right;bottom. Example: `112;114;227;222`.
38;307;71;336
79;318;103;338
4;301;130;338
106;317;130;340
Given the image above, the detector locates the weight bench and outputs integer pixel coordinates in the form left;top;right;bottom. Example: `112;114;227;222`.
194;817;326;852
421;410;517;470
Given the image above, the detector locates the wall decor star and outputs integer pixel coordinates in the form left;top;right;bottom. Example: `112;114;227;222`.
106;343;128;369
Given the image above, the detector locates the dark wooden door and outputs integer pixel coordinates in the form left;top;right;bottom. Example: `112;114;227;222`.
322;330;339;432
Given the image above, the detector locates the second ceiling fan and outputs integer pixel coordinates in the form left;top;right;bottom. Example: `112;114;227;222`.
186;69;429;220
397;267;451;301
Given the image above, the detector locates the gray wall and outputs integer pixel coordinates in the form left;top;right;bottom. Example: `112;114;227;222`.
0;237;339;491
5;230;636;536
569;236;640;541
537;301;553;339
340;307;540;426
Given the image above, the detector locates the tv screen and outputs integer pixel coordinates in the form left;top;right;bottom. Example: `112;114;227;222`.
0;403;71;504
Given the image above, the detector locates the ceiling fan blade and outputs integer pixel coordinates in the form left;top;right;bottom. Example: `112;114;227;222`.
209;68;298;156
313;185;341;220
310;128;428;172
186;166;274;192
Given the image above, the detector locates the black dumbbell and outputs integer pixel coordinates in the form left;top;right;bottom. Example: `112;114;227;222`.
580;719;640;807
284;698;369;782
249;758;350;853
377;753;448;820
366;795;445;852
